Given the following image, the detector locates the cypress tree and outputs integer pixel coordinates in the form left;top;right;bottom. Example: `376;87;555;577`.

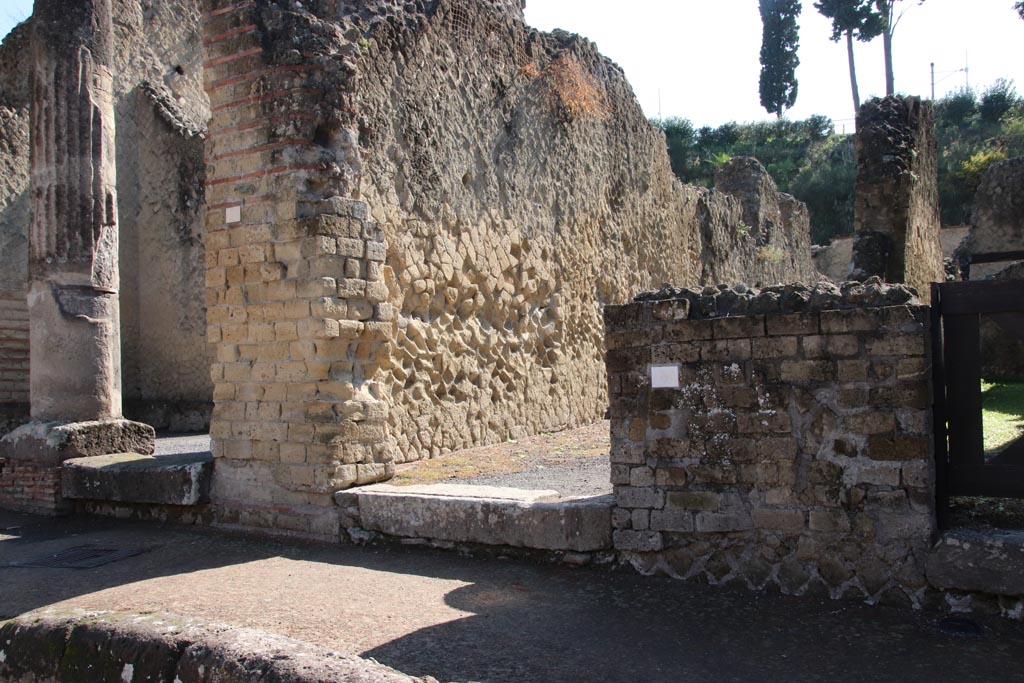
759;0;802;118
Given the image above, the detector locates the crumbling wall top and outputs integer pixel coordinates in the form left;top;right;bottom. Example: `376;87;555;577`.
627;277;920;321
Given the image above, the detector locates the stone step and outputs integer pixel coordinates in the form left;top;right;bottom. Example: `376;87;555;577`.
334;484;613;552
62;452;213;506
926;529;1024;597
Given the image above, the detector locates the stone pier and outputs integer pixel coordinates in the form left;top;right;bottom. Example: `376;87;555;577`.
851;96;944;301
0;0;154;515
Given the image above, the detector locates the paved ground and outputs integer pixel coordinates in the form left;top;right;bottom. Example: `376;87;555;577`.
2;510;1024;683
155;424;612;498
394;421;612;497
155;432;211;457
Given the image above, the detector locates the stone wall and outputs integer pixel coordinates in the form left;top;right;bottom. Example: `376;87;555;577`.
815;228;969;284
958;157;1024;280
605;281;940;607
0;1;212;434
708;157;818;287
113;0;212;430
0;33;31;427
353;0;817;462
201;0;397;535
852;96;944;301
196;0;822;527
955;159;1024;378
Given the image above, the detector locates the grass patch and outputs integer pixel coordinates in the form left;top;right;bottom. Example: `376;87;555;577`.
981;381;1024;454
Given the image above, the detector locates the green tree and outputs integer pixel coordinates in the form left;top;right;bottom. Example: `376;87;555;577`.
980;79;1018;124
791;135;857;243
656;117;697;181
1016;1;1024;19
759;0;802;117
814;0;884;113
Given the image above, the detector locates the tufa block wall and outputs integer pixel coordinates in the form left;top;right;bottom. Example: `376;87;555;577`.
352;0;818;462
604;281;940;607
197;0;822;525
852;96;944;301
202;0;399;534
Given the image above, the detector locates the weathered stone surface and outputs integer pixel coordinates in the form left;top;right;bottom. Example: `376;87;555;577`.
24;0;126;423
925;530;1024;597
851;96;944;302
0;420;155;466
634;278;918;316
959;157;1024;278
340;484;612;552
62;451;212;505
606;295;937;606
0;1;210;435
0;610;433;683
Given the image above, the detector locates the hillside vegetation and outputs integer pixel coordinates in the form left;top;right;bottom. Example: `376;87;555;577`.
656;80;1024;245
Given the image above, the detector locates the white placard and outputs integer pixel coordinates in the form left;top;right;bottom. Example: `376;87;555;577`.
225;205;241;224
650;364;680;389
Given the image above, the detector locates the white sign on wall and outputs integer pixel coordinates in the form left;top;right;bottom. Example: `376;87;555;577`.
650;364;680;389
225;205;241;224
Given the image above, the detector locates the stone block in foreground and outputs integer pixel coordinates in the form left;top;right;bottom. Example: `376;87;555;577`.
926;530;1024;597
335;484;613;552
62;452;213;506
0;609;430;683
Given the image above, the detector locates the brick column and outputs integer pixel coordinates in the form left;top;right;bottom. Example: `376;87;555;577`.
203;1;396;535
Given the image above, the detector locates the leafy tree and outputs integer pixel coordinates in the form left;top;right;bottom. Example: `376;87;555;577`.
1017;1;1024;19
759;0;802;117
980;79;1018;124
656;117;697;180
791;135;857;243
814;0;884;113
933;83;1022;224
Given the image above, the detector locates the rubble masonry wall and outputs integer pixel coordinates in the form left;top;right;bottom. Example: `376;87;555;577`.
605;282;940;607
852;96;944;301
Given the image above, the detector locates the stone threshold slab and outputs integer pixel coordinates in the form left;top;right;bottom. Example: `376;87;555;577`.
62;452;213;506
335;484;613;552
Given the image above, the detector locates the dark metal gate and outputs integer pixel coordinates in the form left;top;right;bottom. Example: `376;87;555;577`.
931;279;1024;514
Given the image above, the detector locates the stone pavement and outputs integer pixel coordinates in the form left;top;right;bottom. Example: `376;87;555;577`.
2;509;1023;683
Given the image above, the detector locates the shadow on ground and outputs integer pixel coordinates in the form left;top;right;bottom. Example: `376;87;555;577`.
2;509;1024;683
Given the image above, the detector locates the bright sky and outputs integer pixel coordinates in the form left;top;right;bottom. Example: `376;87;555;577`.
2;0;1022;129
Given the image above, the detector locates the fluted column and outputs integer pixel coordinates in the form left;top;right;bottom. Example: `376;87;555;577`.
27;0;121;422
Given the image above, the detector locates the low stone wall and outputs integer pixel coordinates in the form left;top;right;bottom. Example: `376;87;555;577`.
604;280;1024;616
605;281;939;606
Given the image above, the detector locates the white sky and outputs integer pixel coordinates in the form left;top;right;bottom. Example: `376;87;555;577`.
2;0;1022;129
524;0;1024;129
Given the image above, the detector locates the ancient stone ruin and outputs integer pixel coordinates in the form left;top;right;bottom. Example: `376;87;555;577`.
0;0;1020;622
850;96;945;301
0;0;827;530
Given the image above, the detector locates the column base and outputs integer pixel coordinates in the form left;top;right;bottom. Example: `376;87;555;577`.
0;419;156;515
